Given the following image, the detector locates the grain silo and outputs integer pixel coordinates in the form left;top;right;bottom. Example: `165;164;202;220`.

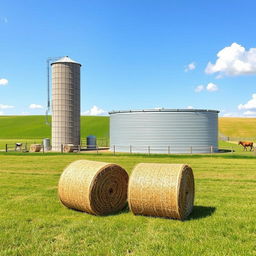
51;56;81;151
109;109;219;154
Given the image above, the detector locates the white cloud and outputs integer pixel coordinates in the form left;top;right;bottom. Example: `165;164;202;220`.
0;104;14;109
185;62;196;72
206;83;218;92
238;94;256;110
195;83;218;92
29;104;43;109
0;78;8;86
195;85;204;92
82;105;108;116
187;106;194;109
0;111;3;115
205;43;256;77
220;110;256;118
243;110;256;116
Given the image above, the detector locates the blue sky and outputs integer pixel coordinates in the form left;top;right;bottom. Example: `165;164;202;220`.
0;0;256;116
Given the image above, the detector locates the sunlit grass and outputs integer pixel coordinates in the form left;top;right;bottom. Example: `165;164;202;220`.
219;117;256;138
0;115;109;139
0;153;255;255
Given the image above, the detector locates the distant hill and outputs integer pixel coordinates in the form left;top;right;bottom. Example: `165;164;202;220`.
0;116;255;139
0;115;109;139
219;117;256;138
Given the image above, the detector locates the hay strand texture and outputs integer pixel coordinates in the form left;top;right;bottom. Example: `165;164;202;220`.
58;160;129;215
30;144;41;152
128;163;195;220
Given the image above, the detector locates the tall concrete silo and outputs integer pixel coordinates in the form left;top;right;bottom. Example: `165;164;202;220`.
51;56;81;151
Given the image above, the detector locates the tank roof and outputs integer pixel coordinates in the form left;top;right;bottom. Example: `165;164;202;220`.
109;109;219;114
51;56;81;66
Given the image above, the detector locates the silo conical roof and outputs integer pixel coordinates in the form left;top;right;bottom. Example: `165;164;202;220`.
51;56;81;66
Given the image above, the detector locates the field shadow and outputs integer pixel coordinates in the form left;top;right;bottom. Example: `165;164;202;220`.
218;149;233;153
187;206;216;220
68;203;130;217
67;204;215;220
106;204;130;217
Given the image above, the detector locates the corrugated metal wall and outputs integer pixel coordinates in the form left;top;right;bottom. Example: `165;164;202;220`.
51;58;81;151
110;110;219;153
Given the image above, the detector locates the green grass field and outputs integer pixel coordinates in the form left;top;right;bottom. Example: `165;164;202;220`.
0;153;255;256
0;115;109;139
219;117;256;138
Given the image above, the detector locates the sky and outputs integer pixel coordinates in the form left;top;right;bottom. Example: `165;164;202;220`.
0;0;256;117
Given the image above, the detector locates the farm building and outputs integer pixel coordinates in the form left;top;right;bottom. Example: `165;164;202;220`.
109;109;219;154
51;56;81;151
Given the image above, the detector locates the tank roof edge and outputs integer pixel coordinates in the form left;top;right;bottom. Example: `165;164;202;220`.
109;109;220;114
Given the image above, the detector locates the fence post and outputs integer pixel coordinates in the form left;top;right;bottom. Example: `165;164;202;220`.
148;146;150;155
97;145;99;155
42;144;45;154
190;146;192;154
168;145;170;154
113;145;116;155
130;145;132;154
5;144;7;152
61;144;63;154
78;145;81;153
210;145;213;154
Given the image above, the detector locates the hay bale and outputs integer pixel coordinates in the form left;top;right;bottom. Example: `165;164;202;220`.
30;144;42;152
63;144;75;153
128;163;195;220
58;160;129;215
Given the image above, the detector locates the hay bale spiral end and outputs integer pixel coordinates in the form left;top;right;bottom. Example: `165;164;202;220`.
58;160;129;216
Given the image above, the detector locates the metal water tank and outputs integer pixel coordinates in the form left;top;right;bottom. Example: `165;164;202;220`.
87;135;97;149
109;109;219;154
51;56;81;151
43;138;51;151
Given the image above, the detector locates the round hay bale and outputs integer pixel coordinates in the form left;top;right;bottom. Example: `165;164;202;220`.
30;144;42;152
128;163;195;220
63;144;75;153
58;160;129;215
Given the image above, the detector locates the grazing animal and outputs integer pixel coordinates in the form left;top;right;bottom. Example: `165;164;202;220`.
238;141;254;151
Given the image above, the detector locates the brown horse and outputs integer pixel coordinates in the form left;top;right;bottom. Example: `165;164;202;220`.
238;141;254;151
